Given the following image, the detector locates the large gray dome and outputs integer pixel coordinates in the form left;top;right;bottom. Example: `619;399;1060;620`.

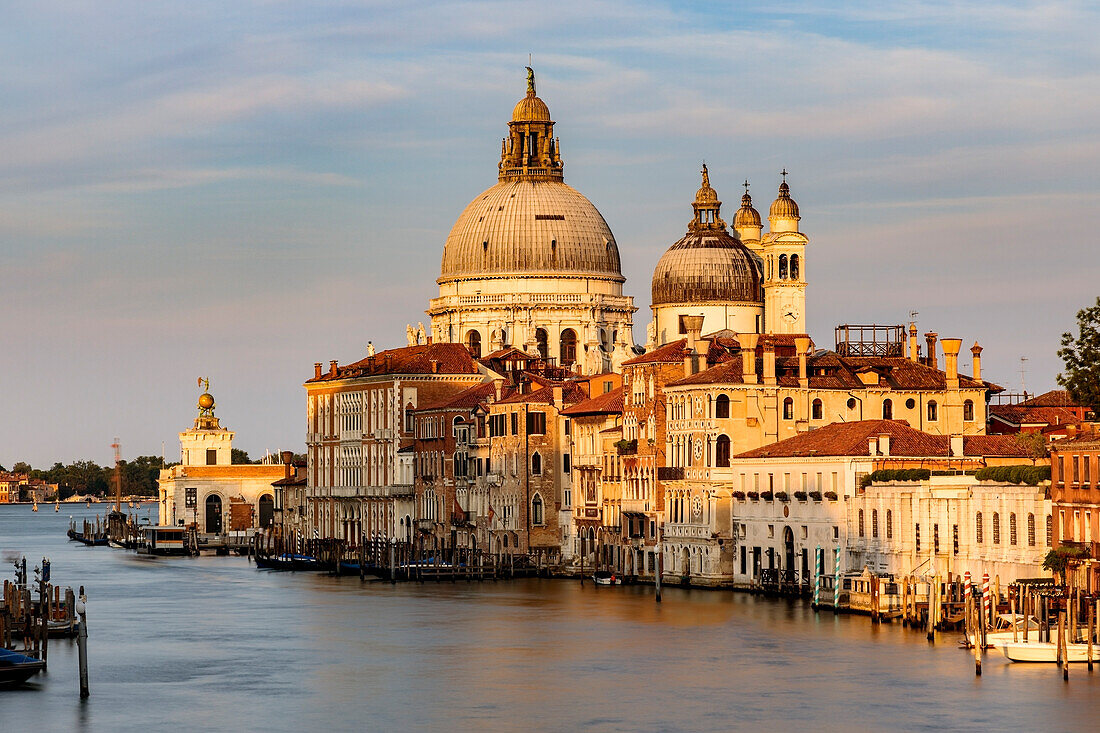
651;230;762;306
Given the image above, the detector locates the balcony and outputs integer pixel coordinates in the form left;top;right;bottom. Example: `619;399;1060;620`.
616;439;637;456
657;467;684;481
663;523;713;540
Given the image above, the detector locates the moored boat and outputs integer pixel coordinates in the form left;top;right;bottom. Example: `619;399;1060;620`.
1000;641;1094;663
593;571;621;585
967;614;1041;649
0;647;46;688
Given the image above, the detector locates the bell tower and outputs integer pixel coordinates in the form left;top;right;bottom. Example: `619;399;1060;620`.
762;172;808;335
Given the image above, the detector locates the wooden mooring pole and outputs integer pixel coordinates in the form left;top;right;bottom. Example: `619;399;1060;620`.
77;586;89;699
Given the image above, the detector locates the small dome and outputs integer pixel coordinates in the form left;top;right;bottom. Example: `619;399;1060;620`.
734;191;762;229
652;232;763;306
769;181;800;220
512;94;551;122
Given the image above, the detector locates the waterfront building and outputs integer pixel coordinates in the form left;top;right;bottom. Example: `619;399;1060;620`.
1050;428;1100;591
158;386;284;533
848;475;1052;585
561;383;626;570
659;419;1035;588
0;473;58;503
303;342;489;544
427;69;637;373
271;454;307;544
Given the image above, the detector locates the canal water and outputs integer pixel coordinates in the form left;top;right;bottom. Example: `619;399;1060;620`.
1;504;1096;732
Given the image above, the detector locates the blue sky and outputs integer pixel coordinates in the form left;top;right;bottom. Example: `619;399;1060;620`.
2;1;1097;467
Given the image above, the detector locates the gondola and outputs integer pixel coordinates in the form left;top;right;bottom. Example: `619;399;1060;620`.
0;648;46;688
255;553;325;571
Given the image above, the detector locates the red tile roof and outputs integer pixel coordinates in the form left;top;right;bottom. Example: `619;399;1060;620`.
624;337;740;367
1018;390;1078;407
498;382;588;406
989;405;1080;428
307;343;479;382
733;420;1030;459
561;386;625;416
416;382;498;412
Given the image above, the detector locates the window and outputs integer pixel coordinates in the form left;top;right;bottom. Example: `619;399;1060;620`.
1028;513;1036;546
783;397;794;420
1073;455;1080;483
716;435;731;468
872;509;878;538
535;328;548;359
963;400;974;422
976;512;983;544
927;401;938;421
858;509;865;538
526;411;546;435
953;524;959;555
886;510;893;539
206;449;217;465
905;398;916;409
560;328;577;368
510;412;518;435
715;394;730;419
992;512;1001;544
934;524;940;554
466;330;481;358
531;452;542;476
1010;513;1017;545
778;254;788;279
882;399;893;420
790;254;800;280
915;523;921;552
847;397;857;409
811;399;822;420
563;454;571;473
531;494;544;525
1046;514;1053;545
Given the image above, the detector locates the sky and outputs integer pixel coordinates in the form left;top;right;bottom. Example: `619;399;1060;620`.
1;1;1097;468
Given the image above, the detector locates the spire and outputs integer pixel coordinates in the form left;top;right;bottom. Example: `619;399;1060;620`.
500;68;563;182
689;163;726;232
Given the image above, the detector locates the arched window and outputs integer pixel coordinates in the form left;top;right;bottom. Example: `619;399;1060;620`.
532;494;544;525
535;328;549;359
466;330;482;358
1028;513;1036;546
976;512;983;544
927;400;938;421
882;399;893;420
1010;513;1017;545
886;509;893;539
858;509;865;538
778;254;788;280
560;329;577;368
531;451;542;476
716;435;731;468
790;254;800;280
872;509;879;538
716;394;730;419
963;400;974;421
993;512;1001;544
783;397;794;420
811;399;822;420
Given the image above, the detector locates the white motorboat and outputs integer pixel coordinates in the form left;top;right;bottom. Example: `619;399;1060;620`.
593;571;621;585
1000;641;1095;663
967;613;1040;648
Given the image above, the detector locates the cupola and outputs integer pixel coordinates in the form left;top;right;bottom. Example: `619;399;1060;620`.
768;171;800;233
733;181;763;242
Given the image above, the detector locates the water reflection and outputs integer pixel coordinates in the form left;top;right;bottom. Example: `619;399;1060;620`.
1;505;1096;732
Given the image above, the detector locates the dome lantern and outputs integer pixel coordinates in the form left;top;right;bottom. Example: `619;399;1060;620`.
733;180;763;241
768;170;800;233
499;68;563;182
688;164;727;233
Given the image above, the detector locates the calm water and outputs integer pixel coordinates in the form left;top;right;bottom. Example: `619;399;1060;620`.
1;504;1096;732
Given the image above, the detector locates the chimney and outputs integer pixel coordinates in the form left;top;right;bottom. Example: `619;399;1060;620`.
950;434;964;458
924;333;938;369
908;323;919;363
493;380;503;401
684;351;694;378
430;359;440;374
971;342;983;381
426;336;433;345
942;338;962;388
683;315;704;351
329;359;339;376
384;353;392;372
281;450;293;479
868;437;878;456
879;434;890;457
314;362;322;379
795;336;810;388
740;333;759;384
553;386;564;407
762;337;776;386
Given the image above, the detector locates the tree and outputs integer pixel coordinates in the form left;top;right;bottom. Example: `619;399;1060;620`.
1058;297;1100;415
11;461;32;475
1042;545;1091;586
231;448;254;465
1013;431;1049;460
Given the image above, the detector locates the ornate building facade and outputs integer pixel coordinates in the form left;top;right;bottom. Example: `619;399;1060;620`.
428;69;636;374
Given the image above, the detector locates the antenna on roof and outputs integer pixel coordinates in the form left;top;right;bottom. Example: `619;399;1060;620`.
1020;356;1029;397
908;310;919;324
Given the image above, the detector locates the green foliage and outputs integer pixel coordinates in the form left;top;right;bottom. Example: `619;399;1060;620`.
794;491;808;501
760;490;774;500
747;491;760;500
824;491;838;500
1013;432;1050;459
11;456;174;499
774;491;789;501
1042;545;1091;584
1058;297;1100;415
614;439;637;455
809;491;823;501
974;465;1051;485
11;461;32;475
231;448;254;464
859;468;931;488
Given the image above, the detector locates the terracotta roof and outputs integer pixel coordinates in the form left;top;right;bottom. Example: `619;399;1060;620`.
624;337;740;367
989;405;1080;428
561;386;625;416
416;382;497;412
307;343;479;382
733;420;1030;459
480;346;537;362
1018;390;1078;407
498;382;588;406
